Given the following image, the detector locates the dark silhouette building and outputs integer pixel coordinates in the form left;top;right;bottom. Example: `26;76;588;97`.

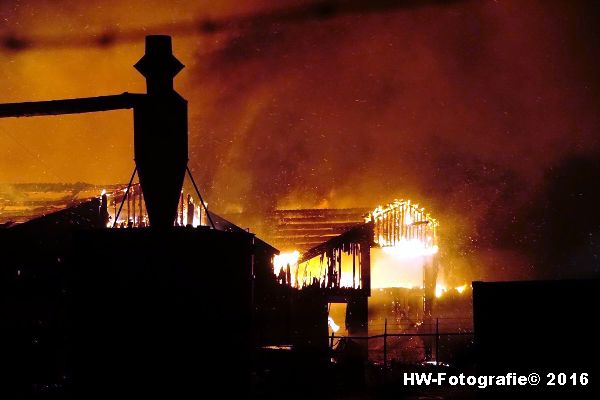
473;279;600;394
0;36;328;398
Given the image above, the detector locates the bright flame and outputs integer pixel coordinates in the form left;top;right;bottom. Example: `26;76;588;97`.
192;205;201;227
328;316;340;333
435;284;445;298
381;239;439;259
339;273;355;288
369;247;426;288
368;199;439;263
274;251;299;273
435;283;469;297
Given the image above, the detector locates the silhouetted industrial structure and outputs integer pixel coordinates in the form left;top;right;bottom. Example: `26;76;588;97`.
0;36;329;398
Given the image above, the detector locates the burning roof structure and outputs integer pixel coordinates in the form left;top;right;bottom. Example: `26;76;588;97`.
265;208;370;252
0;183;117;226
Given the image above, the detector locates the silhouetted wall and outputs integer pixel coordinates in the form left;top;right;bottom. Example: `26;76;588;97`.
473;279;600;394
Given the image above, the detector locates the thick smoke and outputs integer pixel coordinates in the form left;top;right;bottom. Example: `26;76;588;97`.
1;0;599;281
187;1;600;280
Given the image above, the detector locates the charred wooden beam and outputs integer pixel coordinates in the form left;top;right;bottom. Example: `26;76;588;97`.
299;222;374;264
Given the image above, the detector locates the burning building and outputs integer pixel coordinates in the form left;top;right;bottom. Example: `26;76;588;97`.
2;1;600;396
259;199;460;342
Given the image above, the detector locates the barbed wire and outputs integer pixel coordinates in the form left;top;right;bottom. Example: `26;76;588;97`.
0;0;460;52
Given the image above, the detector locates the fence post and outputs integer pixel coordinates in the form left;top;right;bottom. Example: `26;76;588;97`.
330;331;335;349
435;318;439;366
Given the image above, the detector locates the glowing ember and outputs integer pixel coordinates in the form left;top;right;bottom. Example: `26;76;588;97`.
456;284;467;294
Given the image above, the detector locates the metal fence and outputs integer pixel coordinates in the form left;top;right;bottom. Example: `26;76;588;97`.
330;318;474;367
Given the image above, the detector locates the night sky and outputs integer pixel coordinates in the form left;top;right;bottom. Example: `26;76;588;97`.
1;0;599;282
